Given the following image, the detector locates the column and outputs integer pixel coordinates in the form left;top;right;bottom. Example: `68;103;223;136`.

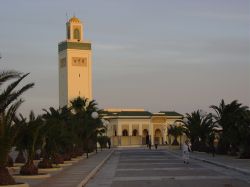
117;123;122;136
139;124;142;136
129;124;133;136
117;123;122;146
150;123;154;145
139;124;142;145
129;124;132;145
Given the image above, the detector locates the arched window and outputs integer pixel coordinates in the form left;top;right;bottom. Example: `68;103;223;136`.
132;129;138;136
74;29;80;40
155;129;162;137
122;129;128;136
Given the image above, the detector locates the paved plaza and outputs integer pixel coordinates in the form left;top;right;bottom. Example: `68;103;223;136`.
86;148;250;187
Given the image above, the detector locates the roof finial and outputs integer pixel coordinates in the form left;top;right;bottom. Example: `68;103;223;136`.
66;12;68;22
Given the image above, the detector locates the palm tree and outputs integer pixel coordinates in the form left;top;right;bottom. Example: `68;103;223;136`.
168;125;184;146
0;71;34;185
38;107;72;168
238;110;250;158
70;97;104;158
13;114;27;164
181;110;214;151
19;111;43;175
210;99;249;155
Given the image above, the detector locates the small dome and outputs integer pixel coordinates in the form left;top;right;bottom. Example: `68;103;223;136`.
69;16;81;23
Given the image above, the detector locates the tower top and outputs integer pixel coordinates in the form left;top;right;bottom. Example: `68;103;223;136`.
66;16;83;42
68;16;81;23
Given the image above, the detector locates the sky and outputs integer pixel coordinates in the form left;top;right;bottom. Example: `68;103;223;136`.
0;0;249;116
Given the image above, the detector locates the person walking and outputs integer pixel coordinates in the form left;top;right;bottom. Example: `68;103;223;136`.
182;140;191;164
146;134;149;148
148;138;152;150
154;139;158;150
107;138;111;149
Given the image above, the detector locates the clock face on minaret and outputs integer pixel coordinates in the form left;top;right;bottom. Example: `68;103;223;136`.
58;16;92;108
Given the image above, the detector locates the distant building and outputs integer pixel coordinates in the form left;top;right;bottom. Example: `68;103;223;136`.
102;109;184;146
58;16;92;107
58;18;185;147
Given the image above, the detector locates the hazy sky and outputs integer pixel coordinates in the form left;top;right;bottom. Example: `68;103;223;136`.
0;0;250;116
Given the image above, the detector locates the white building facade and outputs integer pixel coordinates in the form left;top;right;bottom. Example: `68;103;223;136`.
102;109;185;146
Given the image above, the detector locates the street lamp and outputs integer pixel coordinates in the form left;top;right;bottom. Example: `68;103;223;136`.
91;111;99;154
91;111;99;119
199;109;206;118
182;117;188;124
86;111;99;158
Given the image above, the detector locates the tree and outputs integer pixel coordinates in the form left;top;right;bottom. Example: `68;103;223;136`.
168;125;184;145
238;110;250;158
39;107;72;167
0;71;34;185
210;99;249;155
19;111;43;175
70;97;105;158
14;114;27;163
97;136;110;150
181;110;214;151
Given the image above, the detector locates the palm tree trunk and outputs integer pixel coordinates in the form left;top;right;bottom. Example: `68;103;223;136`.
0;166;16;185
7;155;14;167
15;151;26;163
20;159;38;175
38;158;53;168
53;153;64;164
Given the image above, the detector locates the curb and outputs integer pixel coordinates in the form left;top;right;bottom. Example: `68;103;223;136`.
190;156;250;176
77;150;114;187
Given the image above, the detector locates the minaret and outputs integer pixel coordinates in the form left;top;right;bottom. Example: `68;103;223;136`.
58;16;92;107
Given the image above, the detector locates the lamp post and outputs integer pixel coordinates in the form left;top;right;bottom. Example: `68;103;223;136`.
199;109;206;118
91;111;99;119
91;112;99;154
182;117;188;150
86;111;99;158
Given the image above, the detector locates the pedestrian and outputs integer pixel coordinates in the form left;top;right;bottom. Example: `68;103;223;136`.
154;139;158;150
182;140;191;164
107;138;111;149
148;138;152;150
146;134;149;148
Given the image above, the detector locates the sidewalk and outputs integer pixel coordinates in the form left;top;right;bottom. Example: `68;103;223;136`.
32;149;113;187
164;146;250;176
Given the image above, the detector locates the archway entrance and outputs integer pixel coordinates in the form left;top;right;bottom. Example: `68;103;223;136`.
154;129;162;144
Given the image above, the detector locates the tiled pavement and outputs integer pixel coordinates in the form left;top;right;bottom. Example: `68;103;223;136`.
14;149;113;187
165;146;250;175
86;148;250;187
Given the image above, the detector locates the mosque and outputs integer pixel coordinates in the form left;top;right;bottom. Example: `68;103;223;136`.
58;17;184;146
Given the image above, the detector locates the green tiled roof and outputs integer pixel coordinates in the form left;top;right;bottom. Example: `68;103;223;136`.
100;110;152;118
101;110;182;118
159;111;183;116
118;111;152;116
58;41;91;52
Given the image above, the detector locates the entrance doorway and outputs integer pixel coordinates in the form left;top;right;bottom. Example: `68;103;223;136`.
142;129;148;145
154;129;162;144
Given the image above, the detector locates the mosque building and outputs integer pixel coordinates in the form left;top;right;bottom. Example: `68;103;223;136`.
58;17;185;146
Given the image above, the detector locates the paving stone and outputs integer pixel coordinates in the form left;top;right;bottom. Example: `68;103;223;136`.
86;148;250;187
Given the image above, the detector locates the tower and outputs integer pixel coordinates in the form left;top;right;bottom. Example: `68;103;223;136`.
58;16;92;107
